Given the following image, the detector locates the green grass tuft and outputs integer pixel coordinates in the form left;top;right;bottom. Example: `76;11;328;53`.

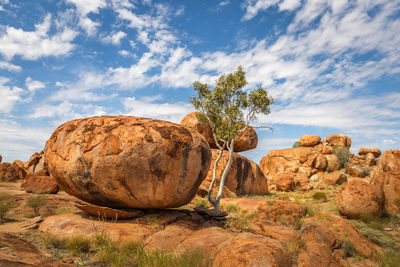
312;192;327;201
26;194;47;216
0;193;14;219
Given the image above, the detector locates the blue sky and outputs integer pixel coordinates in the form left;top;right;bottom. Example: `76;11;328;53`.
0;0;399;163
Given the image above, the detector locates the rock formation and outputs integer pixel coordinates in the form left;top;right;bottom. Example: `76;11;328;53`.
378;149;400;172
370;171;400;213
180;112;258;152
21;174;60;194
199;149;268;196
336;180;384;219
0;162;26;181
44;116;212;209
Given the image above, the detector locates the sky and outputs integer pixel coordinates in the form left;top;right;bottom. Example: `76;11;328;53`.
0;0;399;163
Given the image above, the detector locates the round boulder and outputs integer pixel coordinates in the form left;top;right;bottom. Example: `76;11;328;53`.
180;112;258;152
44;116;212;209
21;174;60;194
359;148;381;158
325;134;351;149
336;180;383;219
300;135;321;147
378;149;400;172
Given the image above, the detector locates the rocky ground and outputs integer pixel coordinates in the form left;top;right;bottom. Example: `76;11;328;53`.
0;115;399;266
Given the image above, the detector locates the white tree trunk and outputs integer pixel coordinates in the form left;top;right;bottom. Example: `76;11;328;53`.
208;147;224;207
213;139;234;211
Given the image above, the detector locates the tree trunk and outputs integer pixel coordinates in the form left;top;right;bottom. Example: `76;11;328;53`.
213;139;234;211
208;147;224;207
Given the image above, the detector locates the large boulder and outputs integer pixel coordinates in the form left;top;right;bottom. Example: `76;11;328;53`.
21;174;60;194
44;116;212;209
300;135;321;147
306;153;327;171
0;162;26;181
201;149;268;196
365;153;376;166
336;180;384;219
324;134;351;149
180;112;258;152
323;173;347;186
325;155;340;172
370;171;400;213
274;173;295;192
378;149;400;172
359;148;381;158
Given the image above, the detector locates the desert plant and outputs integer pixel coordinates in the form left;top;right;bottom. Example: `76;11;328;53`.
223;204;239;213
333;145;350;169
377;248;400;267
312;192;327;201
190;66;273;214
55;207;74;214
286;239;304;255
26;194;47;216
306;207;314;217
43;234;67;249
351;220;400;249
193;196;211;209
342;240;357;258
225;210;254;231
0;193;14;219
66;235;91;255
292;141;301;148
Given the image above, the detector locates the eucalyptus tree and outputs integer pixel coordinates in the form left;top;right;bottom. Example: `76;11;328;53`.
190;66;274;214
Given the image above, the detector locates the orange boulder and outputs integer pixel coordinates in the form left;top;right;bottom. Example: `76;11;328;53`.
359;148;381;158
21;174;59;194
378;149;400;172
324;134;351;149
300;135;321;147
44;116;212;209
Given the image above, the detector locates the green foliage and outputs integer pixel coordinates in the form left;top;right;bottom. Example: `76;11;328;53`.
92;231;210;267
351;220;400;249
190;66;273;144
342;240;357;258
55;207;74;214
333;145;350;169
285;239;304;255
306;207;314;217
377;248;400;267
0;193;14;219
223;204;239;213
225;210;254;231
66;235;91;255
312;192;327;201
26;194;47;216
193;196;211;209
292;141;301;148
43;234;67;249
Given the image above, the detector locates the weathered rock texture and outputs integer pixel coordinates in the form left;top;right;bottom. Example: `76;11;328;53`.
21;174;60;194
323;173;347;186
378;149;400;172
0;162;26;181
300;135;321;147
44;116;212;209
200;149;268;196
257;200;307;225
26;151;49;175
370;171;400;213
324;134;352;149
336;180;384;219
359;148;381;158
348;164;367;178
180;112;258;152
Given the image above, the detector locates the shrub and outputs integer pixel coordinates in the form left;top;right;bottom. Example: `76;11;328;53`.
43;234;67;249
292;141;301;148
0;193;14;219
360;213;374;223
225;210;254;231
377;248;400;267
306;207;314;217
351;220;399;249
223;204;239;213
333;145;350;168
56;207;73;214
26;194;47;216
193;196;211;209
312;192;327;201
66;235;91;255
343;240;357;258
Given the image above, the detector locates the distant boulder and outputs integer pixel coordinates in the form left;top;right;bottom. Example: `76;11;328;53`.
359;148;381;158
0;162;26;181
378;149;400;172
21;174;59;194
324;134;351;149
300;135;321;147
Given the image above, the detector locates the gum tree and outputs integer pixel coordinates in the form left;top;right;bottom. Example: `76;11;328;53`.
190;66;274;214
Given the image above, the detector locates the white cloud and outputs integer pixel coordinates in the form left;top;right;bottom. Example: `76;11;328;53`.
219;1;230;7
25;77;45;92
242;0;280;20
30;101;107;121
0;14;77;60
0;61;21;72
102;31;127;45
122;96;193;123
0;77;25;113
279;0;301;11
0;119;51;162
66;0;106;36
